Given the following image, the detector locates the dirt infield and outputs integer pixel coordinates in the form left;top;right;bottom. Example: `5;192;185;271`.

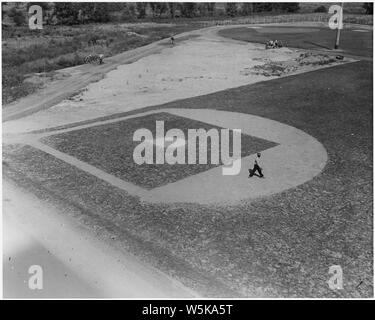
39;111;271;190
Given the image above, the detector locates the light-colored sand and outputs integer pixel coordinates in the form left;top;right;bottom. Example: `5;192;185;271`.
4;30;339;134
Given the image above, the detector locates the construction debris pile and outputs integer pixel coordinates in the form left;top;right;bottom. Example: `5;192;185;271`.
265;40;286;49
248;52;342;77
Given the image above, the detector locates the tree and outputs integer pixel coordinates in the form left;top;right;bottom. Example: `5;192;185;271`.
314;5;327;13
106;3;128;12
271;3;283;13
197;3;208;17
80;3;96;23
363;3;373;14
119;4;136;22
280;3;300;13
90;3;110;22
179;3;197;18
155;2;168;17
26;2;50;11
225;3;237;17
1;3;7;21
252;2;299;13
8;7;25;26
241;3;254;15
128;3;136;17
168;2;177;18
149;2;168;18
54;2;79;25
207;3;215;16
136;2;147;19
149;2;156;17
253;3;273;13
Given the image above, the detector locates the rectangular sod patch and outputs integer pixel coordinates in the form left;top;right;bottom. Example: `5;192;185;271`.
41;112;278;189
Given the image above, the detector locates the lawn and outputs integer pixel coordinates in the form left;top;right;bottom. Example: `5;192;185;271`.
4;60;373;297
219;26;373;57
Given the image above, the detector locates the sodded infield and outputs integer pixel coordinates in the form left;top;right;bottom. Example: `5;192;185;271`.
41;112;276;190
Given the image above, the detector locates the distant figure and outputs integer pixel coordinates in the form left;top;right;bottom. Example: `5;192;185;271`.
170;36;175;46
265;40;274;49
249;152;264;178
98;54;104;64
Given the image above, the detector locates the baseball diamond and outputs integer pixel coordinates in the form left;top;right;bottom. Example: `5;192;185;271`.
2;2;373;301
23;108;326;205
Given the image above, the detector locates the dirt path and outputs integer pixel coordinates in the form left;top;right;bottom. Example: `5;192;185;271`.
3;40;166;122
2;28;203;122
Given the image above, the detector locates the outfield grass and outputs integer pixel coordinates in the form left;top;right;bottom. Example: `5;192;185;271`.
4;61;373;297
219;26;373;57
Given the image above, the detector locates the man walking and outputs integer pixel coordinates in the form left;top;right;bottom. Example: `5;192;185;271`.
249;152;264;178
98;54;104;65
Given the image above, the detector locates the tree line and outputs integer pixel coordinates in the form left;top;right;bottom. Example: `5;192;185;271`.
3;2;304;26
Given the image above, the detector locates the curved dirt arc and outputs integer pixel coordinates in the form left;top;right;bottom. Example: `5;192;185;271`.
142;108;328;205
28;108;328;206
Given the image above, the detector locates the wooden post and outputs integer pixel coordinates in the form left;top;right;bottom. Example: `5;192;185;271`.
334;2;344;49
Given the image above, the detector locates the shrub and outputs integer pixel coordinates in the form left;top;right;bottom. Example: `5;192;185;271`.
363;3;373;14
314;5;327;13
225;3;238;17
8;7;25;26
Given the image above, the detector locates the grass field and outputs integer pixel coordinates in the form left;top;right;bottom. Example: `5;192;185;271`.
4;58;372;297
219;26;373;57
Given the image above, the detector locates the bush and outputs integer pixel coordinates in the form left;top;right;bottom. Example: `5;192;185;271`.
314;5;327;13
120;5;137;22
136;3;147;19
2;66;38;104
363;3;373;14
225;3;238;17
54;3;79;25
8;7;25;26
179;3;197;18
281;3;300;13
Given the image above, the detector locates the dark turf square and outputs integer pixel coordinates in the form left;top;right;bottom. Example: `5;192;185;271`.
42;112;278;189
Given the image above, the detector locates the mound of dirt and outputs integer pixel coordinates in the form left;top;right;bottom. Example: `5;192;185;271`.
296;52;337;66
249;52;341;77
